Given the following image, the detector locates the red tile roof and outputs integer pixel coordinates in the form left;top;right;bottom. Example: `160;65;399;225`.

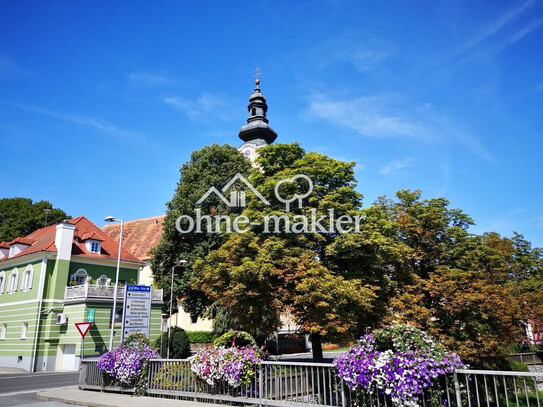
0;242;10;249
102;215;165;260
81;232;104;242
0;216;144;265
9;237;36;245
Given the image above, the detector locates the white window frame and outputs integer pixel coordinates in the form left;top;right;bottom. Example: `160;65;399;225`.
7;268;18;294
71;268;88;285
21;265;34;292
97;274;108;286
21;322;28;339
0;271;5;295
1;323;6;340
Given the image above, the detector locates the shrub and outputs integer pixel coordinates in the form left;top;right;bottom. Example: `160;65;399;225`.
97;333;158;395
335;324;464;407
186;330;215;344
507;361;530;372
154;327;191;359
213;330;256;348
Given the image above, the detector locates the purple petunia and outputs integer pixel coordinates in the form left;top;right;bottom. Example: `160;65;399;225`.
334;325;464;407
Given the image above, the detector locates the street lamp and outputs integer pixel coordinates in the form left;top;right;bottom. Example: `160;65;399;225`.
104;216;124;351
168;259;187;358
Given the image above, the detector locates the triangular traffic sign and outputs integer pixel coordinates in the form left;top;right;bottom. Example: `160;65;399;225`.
75;322;92;338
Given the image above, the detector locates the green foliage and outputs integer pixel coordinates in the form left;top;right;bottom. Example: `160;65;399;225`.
507;361;530;372
186;331;215;344
151;144;252;317
154;327;191;359
213;330;257;348
0;197;70;241
156;141;543;366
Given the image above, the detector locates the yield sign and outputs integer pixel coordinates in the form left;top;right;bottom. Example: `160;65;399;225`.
75;322;92;338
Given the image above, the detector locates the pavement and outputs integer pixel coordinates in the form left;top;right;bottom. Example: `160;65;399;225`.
0;367;28;374
37;388;212;407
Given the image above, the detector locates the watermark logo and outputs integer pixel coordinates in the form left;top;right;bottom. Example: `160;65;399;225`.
196;173;270;208
275;174;312;212
176;173;364;234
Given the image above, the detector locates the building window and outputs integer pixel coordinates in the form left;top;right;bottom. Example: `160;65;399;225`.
71;269;88;285
85;239;102;254
21;265;33;292
97;275;108;286
7;268;18;293
21;322;28;339
1;324;6;340
0;271;5;295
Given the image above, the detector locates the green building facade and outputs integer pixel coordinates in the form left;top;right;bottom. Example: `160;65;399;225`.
0;217;163;372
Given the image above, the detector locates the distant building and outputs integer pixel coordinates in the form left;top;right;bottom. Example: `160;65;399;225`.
102;216;213;332
0;216;163;372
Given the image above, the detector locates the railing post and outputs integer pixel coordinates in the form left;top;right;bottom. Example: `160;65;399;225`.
454;372;463;407
259;363;263;407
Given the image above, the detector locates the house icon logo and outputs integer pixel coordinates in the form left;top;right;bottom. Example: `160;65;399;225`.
196;173;271;208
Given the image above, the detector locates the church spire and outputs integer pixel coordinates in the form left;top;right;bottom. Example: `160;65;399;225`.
238;71;278;146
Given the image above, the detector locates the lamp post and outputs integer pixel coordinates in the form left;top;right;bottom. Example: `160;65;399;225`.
167;259;187;359
104;216;124;351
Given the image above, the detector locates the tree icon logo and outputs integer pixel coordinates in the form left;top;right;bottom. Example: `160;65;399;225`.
274;174;313;212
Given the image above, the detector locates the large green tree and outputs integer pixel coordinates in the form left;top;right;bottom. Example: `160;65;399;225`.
151;144;252;318
192;143;380;361
378;191;543;366
0;197;70;241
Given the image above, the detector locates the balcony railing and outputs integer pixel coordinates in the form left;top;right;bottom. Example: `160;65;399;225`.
64;284;163;302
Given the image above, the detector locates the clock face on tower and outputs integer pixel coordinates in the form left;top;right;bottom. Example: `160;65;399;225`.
241;146;255;159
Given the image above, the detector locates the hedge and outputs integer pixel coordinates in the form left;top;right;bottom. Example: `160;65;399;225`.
186;331;216;344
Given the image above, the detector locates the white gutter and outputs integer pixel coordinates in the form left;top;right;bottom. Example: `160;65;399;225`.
30;255;48;372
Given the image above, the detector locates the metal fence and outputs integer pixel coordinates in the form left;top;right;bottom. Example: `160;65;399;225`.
80;359;543;407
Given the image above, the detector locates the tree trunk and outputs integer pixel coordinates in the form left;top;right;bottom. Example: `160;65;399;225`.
310;333;323;363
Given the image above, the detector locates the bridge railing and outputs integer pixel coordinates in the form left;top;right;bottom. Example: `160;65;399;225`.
80;359;543;407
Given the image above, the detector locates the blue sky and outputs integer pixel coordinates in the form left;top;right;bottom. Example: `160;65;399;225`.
1;1;542;247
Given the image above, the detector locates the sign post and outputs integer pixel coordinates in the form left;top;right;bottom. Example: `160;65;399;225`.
121;285;152;340
75;322;92;369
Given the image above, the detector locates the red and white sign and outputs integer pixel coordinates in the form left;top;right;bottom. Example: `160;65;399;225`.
75;322;92;338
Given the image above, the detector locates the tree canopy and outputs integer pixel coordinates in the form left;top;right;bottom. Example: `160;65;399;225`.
0;197;70;241
155;142;543;366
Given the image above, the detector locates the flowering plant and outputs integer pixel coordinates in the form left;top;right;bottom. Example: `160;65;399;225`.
97;333;159;395
190;345;261;387
334;325;464;407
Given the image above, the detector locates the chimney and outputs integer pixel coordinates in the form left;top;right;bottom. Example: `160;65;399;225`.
55;221;75;261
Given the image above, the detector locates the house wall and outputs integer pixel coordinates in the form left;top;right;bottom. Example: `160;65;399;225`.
0;258;46;371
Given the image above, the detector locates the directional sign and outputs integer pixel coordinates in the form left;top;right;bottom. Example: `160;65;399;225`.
87;309;95;323
121;285;151;340
75;322;92;338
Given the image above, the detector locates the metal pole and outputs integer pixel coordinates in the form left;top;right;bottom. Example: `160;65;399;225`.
167;264;174;359
108;219;123;350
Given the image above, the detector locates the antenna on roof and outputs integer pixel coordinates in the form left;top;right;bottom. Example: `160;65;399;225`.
44;208;51;227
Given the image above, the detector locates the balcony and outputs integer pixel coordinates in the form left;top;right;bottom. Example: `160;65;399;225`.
64;283;163;302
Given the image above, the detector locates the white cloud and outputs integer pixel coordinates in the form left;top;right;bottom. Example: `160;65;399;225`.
379;158;414;175
309;33;392;72
163;93;236;121
307;92;493;161
14;104;144;142
456;0;542;55
308;93;432;141
128;71;173;87
0;54;31;78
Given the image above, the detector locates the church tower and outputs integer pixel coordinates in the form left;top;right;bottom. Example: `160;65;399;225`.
238;73;277;160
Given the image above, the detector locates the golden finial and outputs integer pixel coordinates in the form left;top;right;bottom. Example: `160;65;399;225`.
253;66;262;87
